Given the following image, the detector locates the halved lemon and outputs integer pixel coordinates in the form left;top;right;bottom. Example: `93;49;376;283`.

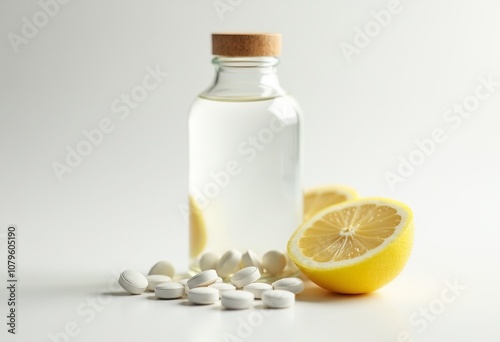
189;196;207;258
304;185;358;222
288;197;414;294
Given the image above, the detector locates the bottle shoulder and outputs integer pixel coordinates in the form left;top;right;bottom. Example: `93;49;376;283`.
189;95;302;124
198;87;287;102
190;93;300;107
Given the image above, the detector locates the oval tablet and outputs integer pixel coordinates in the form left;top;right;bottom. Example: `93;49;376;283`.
187;269;218;289
272;278;304;294
230;266;261;288
208;282;236;298
188;287;219;305
119;270;148;295
262;251;287;276
148;260;175;278
155;282;184;299
243;282;273;299
262;290;295;308
146;275;172;291
216;249;242;277
241;250;262;272
200;252;220;271
221;291;254;310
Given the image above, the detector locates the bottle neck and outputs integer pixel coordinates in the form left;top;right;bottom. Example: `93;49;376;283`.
200;56;285;101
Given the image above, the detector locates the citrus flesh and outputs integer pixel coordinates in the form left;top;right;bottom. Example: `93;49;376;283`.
288;197;414;294
189;196;207;258
304;185;358;222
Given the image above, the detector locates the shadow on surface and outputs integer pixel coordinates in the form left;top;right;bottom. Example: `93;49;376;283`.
296;281;378;303
101;291;134;297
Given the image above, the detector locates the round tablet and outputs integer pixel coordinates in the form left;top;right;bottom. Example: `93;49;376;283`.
230;266;261;288
208;282;236;298
155;282;184;299
262;251;287;275
187;269;218;289
187;287;219;305
146;275;172;291
216;249;242;277
118;270;148;295
199;252;219;271
262;290;295;308
221;291;254;310
241;250;262;272
272;278;304;294
148;260;175;278
243;282;273;299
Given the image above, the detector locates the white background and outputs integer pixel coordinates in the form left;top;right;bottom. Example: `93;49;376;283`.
1;0;500;341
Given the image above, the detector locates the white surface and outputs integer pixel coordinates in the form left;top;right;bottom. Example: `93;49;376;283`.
1;0;500;341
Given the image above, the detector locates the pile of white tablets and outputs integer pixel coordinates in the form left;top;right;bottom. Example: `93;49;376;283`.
118;251;305;310
199;249;297;278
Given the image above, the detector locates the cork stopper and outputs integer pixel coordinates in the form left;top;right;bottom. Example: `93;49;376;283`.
212;33;281;57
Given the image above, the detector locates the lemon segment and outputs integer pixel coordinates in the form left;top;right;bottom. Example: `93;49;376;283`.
303;185;358;222
288;197;414;294
189;196;207;258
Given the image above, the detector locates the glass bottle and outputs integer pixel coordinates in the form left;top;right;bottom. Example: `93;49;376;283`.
188;33;302;273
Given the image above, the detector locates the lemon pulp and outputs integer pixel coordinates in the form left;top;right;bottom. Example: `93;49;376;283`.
303;185;358;222
288;198;414;294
